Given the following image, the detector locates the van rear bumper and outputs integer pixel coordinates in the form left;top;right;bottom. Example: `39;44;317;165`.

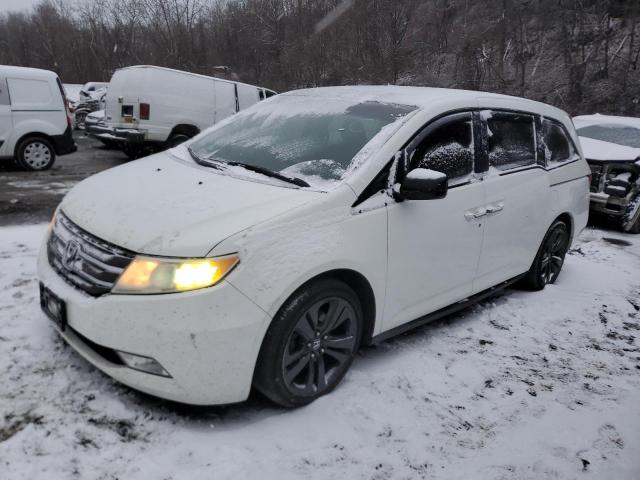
51;126;77;155
86;123;146;145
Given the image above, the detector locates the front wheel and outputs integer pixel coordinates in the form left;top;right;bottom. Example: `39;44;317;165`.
253;279;362;408
74;110;89;130
521;220;570;291
15;137;56;171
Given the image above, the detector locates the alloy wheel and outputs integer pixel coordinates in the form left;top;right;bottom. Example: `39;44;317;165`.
539;224;568;285
282;297;358;397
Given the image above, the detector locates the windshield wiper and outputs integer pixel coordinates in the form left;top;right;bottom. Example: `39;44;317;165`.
188;146;222;170
190;149;310;187
224;161;310;187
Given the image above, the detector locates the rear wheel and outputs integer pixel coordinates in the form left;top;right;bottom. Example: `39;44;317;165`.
521;220;570;291
16;137;56;171
166;133;191;148
254;279;362;408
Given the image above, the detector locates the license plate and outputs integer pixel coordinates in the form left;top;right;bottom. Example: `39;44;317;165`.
40;283;67;331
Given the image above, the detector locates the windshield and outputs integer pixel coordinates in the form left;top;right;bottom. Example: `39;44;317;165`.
189;95;417;188
577;124;640;148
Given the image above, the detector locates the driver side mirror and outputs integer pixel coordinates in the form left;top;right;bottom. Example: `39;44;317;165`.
397;168;448;200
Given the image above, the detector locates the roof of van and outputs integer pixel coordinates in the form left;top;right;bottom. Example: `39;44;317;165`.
114;65;275;92
0;65;58;80
281;86;567;119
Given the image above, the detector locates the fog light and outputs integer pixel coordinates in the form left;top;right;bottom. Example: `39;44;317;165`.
116;351;171;377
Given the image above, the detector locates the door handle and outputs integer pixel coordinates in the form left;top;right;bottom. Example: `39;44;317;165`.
486;203;504;214
464;207;487;221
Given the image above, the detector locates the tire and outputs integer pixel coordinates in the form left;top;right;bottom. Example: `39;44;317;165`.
15;137;56;171
253;278;363;408
122;145;144;160
621;194;640;234
166;133;191;148
98;138;118;149
74;110;89;130
521;220;570;291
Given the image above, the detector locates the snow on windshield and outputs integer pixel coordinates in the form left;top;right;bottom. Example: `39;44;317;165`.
189;95;417;188
577;124;640;148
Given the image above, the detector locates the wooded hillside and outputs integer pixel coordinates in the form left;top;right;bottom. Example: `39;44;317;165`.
1;0;638;115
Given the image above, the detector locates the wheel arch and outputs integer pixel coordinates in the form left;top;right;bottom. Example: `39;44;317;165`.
272;268;377;348
13;132;55;158
555;212;574;244
168;124;200;140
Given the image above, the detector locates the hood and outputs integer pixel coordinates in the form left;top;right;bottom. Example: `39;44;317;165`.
579;136;640;162
61;151;322;257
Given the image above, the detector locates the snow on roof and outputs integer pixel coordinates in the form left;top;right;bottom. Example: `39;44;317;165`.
281;85;561;115
0;64;58;80
115;65;274;91
573;114;640;129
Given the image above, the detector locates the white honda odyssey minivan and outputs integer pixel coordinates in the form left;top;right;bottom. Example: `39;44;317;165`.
38;87;590;407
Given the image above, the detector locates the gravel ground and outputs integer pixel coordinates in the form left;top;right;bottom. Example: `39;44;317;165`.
0;223;638;480
0;134;127;226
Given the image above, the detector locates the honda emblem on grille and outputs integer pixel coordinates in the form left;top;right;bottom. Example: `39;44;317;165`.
63;241;81;270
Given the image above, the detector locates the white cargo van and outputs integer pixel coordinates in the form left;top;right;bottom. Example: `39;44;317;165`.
87;65;275;158
0;65;76;170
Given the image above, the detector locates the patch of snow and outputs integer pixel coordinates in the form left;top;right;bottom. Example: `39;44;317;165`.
578;136;640;162
406;168;447;181
1;224;640;479
479;109;493;121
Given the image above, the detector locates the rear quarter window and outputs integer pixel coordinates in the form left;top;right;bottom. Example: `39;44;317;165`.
542;119;576;166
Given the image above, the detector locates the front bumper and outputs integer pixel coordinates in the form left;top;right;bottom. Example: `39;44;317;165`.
37;242;271;405
590;192;630;217
86;123;146;146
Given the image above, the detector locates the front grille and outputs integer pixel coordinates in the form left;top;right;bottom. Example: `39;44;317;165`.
47;213;135;296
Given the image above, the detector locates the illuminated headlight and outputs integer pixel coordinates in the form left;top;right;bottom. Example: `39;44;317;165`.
112;254;239;294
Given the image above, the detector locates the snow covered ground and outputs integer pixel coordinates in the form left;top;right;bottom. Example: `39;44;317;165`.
0;224;639;479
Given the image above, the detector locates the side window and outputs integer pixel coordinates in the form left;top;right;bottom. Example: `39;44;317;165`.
409;113;474;186
486;112;536;171
542;118;576;165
